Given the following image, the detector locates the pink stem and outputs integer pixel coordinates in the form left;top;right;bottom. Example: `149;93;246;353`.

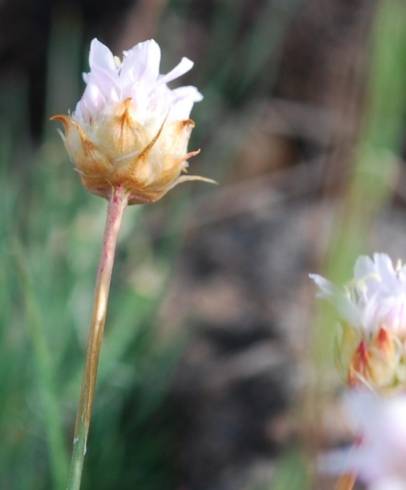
67;185;129;490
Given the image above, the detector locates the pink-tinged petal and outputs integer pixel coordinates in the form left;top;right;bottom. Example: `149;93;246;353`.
86;72;112;97
320;392;406;488
169;86;203;120
89;38;117;73
73;82;105;122
373;253;397;290
142;84;172;122
160;57;194;84
121;39;161;82
87;64;120;95
343;390;381;433
70;37;202;139
371;478;406;490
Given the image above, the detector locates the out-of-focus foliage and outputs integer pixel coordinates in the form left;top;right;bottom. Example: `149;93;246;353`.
1;0;406;489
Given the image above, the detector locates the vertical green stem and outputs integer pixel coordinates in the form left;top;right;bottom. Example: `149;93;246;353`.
66;186;128;490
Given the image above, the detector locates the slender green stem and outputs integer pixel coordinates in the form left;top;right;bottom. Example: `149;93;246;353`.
66;186;129;490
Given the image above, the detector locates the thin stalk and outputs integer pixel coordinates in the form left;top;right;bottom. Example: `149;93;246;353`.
335;474;356;490
66;185;129;490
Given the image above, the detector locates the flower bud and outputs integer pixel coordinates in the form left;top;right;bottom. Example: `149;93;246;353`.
347;326;400;389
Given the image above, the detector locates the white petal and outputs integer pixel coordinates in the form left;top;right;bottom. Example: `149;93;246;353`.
309;274;336;298
362;295;381;333
121;39;161;82
169;86;203;120
73;82;104;122
89;38;117;73
172;85;203;102
143;83;172;121
374;253;397;289
71;38;202;127
86;70;116;97
160;57;194;84
398;270;406;284
354;255;376;281
374;253;395;274
344;390;381;432
371;478;406;490
309;274;362;327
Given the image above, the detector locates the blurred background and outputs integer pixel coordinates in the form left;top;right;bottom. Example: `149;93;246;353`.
1;0;406;489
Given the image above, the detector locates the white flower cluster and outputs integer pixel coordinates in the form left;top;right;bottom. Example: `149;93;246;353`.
311;253;406;335
311;254;406;489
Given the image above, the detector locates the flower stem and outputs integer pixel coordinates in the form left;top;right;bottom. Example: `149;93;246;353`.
66;186;129;490
335;474;356;490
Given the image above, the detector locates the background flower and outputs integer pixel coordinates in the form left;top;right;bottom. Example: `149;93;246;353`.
311;254;406;389
321;391;406;489
311;254;406;335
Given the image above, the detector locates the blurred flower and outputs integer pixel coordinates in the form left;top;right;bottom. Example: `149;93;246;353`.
310;254;406;389
52;38;214;203
321;390;406;490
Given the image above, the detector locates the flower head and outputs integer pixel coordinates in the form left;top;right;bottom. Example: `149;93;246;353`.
52;38;214;203
310;254;406;389
321;390;406;490
311;254;406;334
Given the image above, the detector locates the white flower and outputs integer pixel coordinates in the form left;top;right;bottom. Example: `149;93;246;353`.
52;38;214;203
321;391;406;489
310;253;406;335
74;38;203;128
310;254;406;389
